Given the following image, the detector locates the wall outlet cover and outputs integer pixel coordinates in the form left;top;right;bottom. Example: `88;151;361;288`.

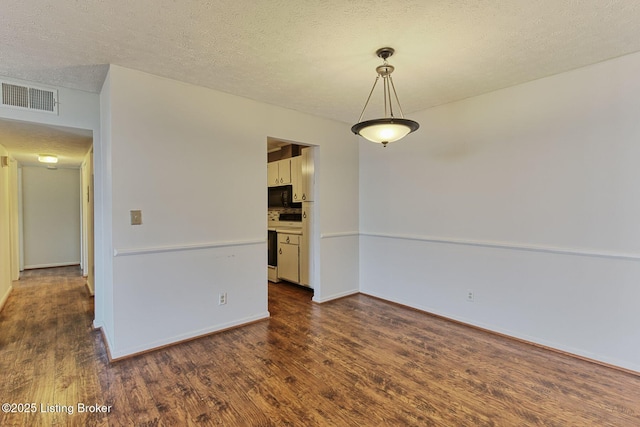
130;210;142;225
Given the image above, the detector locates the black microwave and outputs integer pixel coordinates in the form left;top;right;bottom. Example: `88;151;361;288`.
268;185;293;208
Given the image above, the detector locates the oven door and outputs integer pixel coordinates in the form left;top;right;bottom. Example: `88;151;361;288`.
268;230;277;267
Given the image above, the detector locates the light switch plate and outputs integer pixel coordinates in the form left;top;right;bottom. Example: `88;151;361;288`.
130;210;142;225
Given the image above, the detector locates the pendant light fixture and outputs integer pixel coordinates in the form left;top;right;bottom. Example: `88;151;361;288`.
351;47;419;147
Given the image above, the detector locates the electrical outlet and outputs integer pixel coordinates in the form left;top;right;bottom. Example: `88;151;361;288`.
466;290;474;302
218;292;227;305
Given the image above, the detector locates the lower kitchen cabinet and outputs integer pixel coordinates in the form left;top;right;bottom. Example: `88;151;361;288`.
299;203;312;286
278;233;299;283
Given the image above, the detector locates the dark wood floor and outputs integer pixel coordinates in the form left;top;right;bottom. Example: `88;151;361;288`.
1;267;639;426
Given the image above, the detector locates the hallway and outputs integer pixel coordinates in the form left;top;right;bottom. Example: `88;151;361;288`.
0;266;106;426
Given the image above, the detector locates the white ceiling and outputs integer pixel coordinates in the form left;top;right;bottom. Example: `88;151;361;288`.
0;119;92;167
2;0;640;165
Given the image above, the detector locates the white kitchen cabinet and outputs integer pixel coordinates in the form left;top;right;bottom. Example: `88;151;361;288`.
299;203;313;287
278;233;299;283
290;155;302;202
268;158;292;187
267;162;279;187
268;265;279;283
301;147;315;201
278;158;291;185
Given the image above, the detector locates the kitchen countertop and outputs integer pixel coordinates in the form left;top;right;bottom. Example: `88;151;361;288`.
268;226;302;235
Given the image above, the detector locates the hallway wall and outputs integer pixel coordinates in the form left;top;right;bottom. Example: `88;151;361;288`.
22;166;81;269
0;145;12;311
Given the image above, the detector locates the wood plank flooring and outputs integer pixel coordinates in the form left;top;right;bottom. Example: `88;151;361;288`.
1;267;639;426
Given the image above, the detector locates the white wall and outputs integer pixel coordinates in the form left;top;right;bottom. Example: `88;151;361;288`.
359;51;640;372
81;149;95;294
0;145;13;311
101;65;358;358
97;73;113;347
9;158;19;280
22;166;81;268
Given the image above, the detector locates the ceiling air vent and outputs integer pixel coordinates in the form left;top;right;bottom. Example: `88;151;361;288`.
1;81;58;114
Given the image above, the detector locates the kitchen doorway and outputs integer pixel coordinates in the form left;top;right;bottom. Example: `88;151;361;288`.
266;138;319;299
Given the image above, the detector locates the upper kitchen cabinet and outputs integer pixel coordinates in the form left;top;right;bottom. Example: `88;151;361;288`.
301;147;315;201
279;158;291;184
290;155;302;202
267;161;278;186
268;158;292;187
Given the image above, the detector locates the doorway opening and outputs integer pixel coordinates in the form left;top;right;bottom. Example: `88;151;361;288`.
0;118;95;295
266;137;319;302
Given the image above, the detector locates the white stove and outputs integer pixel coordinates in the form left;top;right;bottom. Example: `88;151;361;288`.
267;211;302;229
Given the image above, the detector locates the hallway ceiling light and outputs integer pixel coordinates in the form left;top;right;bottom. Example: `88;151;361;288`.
38;154;58;164
351;47;419;147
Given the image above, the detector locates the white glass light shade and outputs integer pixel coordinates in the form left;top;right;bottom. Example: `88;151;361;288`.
38;154;58;164
351;118;419;146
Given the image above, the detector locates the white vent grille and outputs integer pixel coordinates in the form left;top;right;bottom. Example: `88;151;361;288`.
2;83;29;108
1;81;58;114
29;87;56;112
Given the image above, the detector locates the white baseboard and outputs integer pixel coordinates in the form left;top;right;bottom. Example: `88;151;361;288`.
106;312;271;361
23;262;80;269
312;288;359;303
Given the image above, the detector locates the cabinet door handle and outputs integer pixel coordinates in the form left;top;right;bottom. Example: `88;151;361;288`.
280;177;283;183
294;193;298;200
302;194;306;201
286;236;290;243
279;248;282;254
303;211;306;219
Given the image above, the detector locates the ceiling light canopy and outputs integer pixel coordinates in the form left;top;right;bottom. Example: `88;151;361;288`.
351;47;419;147
38;154;58;164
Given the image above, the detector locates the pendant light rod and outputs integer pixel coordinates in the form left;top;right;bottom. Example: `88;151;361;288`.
388;75;405;118
384;73;390;117
356;75;380;123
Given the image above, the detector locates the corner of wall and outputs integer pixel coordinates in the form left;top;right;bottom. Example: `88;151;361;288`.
0;144;14;310
0;285;13;314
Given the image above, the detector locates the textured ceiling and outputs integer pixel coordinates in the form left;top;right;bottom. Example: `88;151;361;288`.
0;119;92;167
2;0;640;165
